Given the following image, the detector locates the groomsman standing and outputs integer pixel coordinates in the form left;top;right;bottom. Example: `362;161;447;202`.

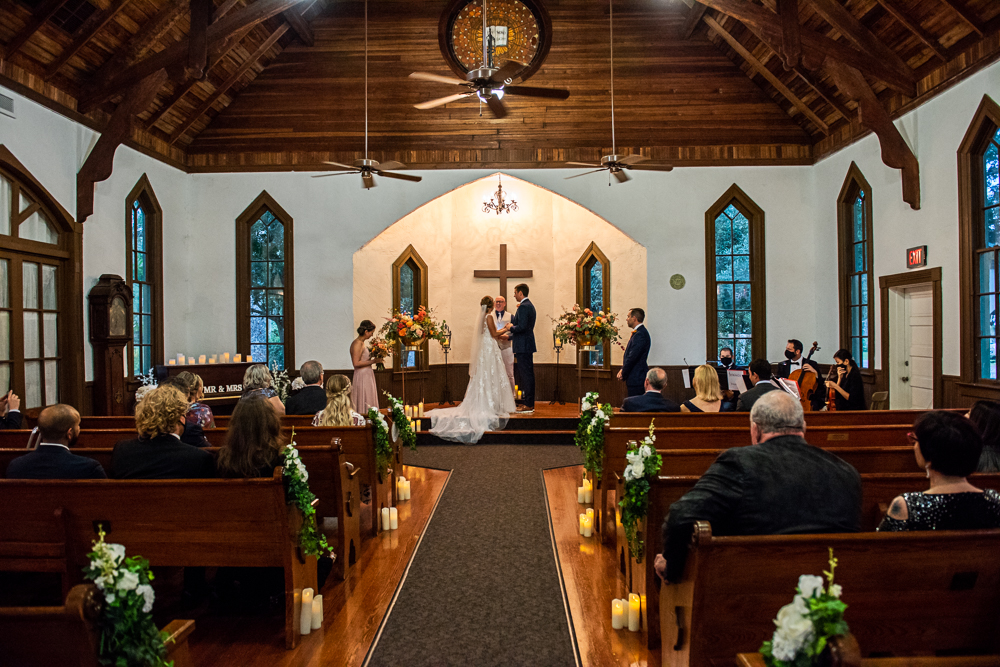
510;284;536;413
618;308;650;398
494;295;516;398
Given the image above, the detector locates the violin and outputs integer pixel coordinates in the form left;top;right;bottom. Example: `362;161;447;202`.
826;365;837;411
789;341;820;412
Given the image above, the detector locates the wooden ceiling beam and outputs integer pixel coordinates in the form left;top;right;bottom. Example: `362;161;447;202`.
936;0;983;36
681;2;709;39
1;0;70;59
704;15;828;134
777;0;801;69
169;23;289;144
792;65;853;121
282;6;313;46
43;0;136;81
875;0;947;62
92;0;189;86
188;0;214;78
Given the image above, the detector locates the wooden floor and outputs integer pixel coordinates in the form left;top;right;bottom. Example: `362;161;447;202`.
544;464;658;667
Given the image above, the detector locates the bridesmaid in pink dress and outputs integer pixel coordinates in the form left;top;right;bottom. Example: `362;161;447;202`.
351;320;379;413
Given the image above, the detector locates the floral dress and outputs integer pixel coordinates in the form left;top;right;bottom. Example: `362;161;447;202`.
186;401;215;428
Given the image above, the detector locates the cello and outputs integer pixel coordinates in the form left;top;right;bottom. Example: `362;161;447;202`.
789;341;820;412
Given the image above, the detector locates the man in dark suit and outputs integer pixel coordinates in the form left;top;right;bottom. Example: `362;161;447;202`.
0;390;22;429
618;308;650;398
285;360;326;416
6;404;106;479
654;391;861;583
111;385;215;479
510;283;536;413
776;338;825;411
622;368;680;413
735;358;780;412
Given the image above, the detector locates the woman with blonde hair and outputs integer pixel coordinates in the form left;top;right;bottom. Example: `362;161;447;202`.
241;364;285;415
314;374;367;426
681;364;726;413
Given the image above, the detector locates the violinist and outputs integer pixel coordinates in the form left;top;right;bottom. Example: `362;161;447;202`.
826;349;867;411
776;339;825;411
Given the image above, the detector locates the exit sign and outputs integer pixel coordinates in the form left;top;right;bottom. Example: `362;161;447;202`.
907;245;927;269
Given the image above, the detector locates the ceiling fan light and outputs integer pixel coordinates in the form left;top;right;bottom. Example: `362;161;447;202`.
476;87;504;103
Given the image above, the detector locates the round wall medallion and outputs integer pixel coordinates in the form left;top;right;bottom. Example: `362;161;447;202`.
439;0;552;81
669;274;686;290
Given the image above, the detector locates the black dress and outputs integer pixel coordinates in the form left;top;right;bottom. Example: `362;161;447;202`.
834;366;866;411
877;490;1000;531
682;400;704;413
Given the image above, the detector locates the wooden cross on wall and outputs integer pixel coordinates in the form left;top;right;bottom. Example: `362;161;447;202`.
474;244;532;301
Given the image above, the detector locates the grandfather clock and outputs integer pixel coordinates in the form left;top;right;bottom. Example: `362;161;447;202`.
89;275;132;416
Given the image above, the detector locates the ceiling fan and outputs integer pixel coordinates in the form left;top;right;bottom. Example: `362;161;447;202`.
565;0;673;184
409;1;570;119
313;0;421;189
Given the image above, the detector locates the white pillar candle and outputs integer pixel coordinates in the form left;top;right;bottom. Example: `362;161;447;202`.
234;353;242;363
208;357;216;364
198;355;206;364
168;359;176;365
177;354;185;364
579;514;586;535
628;593;641;632
583;516;593;537
586;508;594;526
612;599;625;630
584;486;593;505
577;486;585;503
300;588;314;635
311;594;323;630
246;355;253;363
418;401;424;417
390;507;398;530
223;353;230;363
381;507;390;531
404;480;411;500
396;478;403;499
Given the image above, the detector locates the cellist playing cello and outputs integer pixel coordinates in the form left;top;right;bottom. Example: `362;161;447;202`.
776;339;827;411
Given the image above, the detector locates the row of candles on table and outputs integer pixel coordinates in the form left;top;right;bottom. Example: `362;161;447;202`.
167;353;251;366
577;477;594;504
299;588;323;635
578;508;595;537
611;594;642;632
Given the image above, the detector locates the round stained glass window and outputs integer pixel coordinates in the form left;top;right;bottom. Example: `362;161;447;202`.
440;0;551;81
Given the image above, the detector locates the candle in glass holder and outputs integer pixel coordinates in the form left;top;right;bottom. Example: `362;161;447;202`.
612;599;625;630
381;507;390;531
578;513;586;535
583;515;593;537
389;507;398;530
311;594;323;630
300;588;314;635
198;355;206;364
628;593;641;632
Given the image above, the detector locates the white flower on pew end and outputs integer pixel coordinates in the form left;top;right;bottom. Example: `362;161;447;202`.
639;444;652;458
771;595;814;661
116;570;139;592
797;574;825;599
829;583;842;598
581;400;592;412
136;584;155;613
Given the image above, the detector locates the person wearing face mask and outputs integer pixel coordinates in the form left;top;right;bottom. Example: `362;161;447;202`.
715;347;744;411
826;349;866;411
776;339;825;411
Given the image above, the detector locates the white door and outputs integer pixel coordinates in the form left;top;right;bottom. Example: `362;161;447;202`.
894;285;934;409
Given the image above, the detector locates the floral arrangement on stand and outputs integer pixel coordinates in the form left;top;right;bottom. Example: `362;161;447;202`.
553;305;621;349
282;430;334;559
760;549;849;666
384;392;418;451
270;360;292;403
575;391;612;479
83;528;170;667
368;337;392;371
380;306;448;350
367;406;394;479
618;420;663;561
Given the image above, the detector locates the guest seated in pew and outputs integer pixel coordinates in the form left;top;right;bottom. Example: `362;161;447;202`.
878;411;1000;531
0;390;21;429
825;348;866;411
178;371;215;429
159;375;210;448
968;400;1000;473
622;368;679;413
241;364;286;416
218;395;285;478
285;360;327;416
313;374;368;426
111;385;216;479
735;359;779;412
6;404;106;479
680;364;733;413
654;391;862;583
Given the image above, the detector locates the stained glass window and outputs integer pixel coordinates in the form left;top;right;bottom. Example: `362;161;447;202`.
584;257;605;367
249;210;286;370
713;203;753;366
399;260;418;369
848;190;871;368
129;199;154;376
975;127;1000;380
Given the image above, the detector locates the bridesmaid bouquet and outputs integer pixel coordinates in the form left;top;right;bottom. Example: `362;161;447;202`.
380;306;448;350
368;337;391;371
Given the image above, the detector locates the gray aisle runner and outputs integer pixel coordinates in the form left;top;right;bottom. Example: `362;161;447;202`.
367;445;583;667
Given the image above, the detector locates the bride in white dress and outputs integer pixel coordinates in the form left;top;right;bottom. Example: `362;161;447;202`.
427;296;517;443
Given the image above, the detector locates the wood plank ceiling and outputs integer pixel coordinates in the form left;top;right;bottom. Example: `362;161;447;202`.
0;0;998;173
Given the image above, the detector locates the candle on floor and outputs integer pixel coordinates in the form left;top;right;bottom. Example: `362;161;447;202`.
300;588;314;635
586;508;594;526
396;477;404;499
311;594;323;630
628;593;641;632
578;514;586;535
584;479;593;504
198;355;206;364
168;359;176;365
583;515;593;537
612;599;625;630
577;485;585;503
517;390;523;399
403;480;411;499
389;507;398;530
418;401;424;417
381;507;391;531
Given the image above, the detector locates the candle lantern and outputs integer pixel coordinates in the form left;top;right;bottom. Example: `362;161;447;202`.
550;331;565;405
441;324;455;406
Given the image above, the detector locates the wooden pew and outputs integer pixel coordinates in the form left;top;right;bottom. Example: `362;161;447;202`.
659;522;1000;667
609;409;955;429
0;428;227;449
0;584;195;667
20;414;319;430
0;471;318;649
737;651;1000;666
657;447;917;477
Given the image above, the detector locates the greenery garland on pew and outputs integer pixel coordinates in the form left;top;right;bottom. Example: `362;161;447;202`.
83;528;172;667
575;391;612;479
367;406;394;479
282;429;334;559
384;391;418;451
618;420;663;562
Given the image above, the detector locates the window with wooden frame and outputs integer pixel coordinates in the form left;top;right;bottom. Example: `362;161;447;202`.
392;245;428;372
576;242;611;370
0;145;83;412
705;184;766;367
960;95;1000;384
125;175;163;379
837;163;874;370
236;192;294;372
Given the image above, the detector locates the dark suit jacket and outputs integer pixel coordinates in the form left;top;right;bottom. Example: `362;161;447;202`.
5;444;107;479
776;358;826;411
621;326;650;388
0;411;22;429
661;435;861;582
285;385;327;416
111;434;216;479
622;391;679;413
735;382;780;412
510;298;537;354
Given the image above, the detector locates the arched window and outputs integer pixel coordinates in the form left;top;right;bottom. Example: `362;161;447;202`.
838;163;874;369
0;145;82;411
960;95;1000;384
392;245;428;371
705;184;766;366
125;175;163;378
576;242;611;369
236;192;294;371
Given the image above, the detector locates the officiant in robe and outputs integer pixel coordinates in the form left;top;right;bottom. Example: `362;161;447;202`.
494;296;516;397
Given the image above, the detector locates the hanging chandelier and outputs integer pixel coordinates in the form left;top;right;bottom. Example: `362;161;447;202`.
483;174;517;215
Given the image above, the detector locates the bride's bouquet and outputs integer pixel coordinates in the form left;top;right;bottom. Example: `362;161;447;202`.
554;305;621;350
368;336;391;371
380;306;448;351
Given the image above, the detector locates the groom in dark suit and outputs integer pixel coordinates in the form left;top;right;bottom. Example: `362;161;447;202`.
510;283;536;413
618;308;650;398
